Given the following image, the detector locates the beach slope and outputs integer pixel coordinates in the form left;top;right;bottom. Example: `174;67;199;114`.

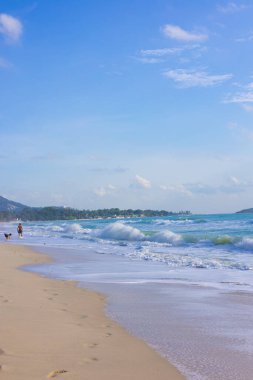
0;244;184;380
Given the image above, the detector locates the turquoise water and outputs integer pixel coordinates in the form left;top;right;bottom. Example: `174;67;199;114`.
5;213;253;380
4;212;253;273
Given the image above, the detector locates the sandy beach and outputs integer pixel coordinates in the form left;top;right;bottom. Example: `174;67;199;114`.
0;243;184;380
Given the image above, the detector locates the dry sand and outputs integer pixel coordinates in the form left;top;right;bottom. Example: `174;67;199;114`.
0;244;184;379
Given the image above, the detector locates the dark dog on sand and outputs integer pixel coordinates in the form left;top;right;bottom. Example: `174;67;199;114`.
4;233;12;240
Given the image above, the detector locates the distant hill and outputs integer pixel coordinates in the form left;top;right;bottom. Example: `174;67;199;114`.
0;196;28;213
0;195;191;221
236;208;253;214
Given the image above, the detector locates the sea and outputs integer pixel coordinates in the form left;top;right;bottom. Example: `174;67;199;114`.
2;213;253;380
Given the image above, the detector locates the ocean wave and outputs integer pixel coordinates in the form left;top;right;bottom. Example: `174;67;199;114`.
117;219;140;224
236;237;253;251
154;219;193;226
96;222;184;245
150;230;182;245
51;225;64;232
193;218;208;224
131;248;252;270
96;222;145;241
154;218;206;226
212;235;235;245
62;223;90;234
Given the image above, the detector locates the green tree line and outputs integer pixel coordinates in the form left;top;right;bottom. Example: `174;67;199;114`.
0;207;191;221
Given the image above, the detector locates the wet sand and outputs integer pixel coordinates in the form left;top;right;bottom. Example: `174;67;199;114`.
0;244;184;380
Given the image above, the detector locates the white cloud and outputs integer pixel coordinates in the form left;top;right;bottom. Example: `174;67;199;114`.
160;184;192;196
220;176;253;193
160;177;252;197
0;13;23;43
94;187;106;197
164;69;233;88
134;175;151;189
137;57;163;64
138;45;205;64
94;184;116;197
140;47;184;57
225;92;253;104
217;2;248;13
242;104;253;112
224;82;253;109
236;34;253;43
140;45;203;57
107;184;116;190
163;24;208;42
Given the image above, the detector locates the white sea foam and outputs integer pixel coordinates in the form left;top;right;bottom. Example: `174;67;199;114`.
155;219;193;226
5;214;253;275
150;230;182;245
63;223;85;234
97;222;145;241
51;225;64;232
236;237;253;251
131;247;252;270
154;218;206;226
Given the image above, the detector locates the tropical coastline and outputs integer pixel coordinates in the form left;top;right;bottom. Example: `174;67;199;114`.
0;243;184;380
2;2;253;379
1;212;253;379
0;194;190;222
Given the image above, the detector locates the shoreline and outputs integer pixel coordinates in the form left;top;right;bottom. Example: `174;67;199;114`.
0;243;184;379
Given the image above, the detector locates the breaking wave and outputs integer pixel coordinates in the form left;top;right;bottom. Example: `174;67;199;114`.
151;230;182;245
63;223;90;234
96;222;145;241
236;237;253;251
212;235;235;245
5;214;253;274
96;222;183;245
34;221;253;255
91;222;253;253
51;225;64;232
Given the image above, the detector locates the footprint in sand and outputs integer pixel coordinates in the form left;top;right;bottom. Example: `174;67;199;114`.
0;297;9;303
101;323;112;329
83;357;99;364
89;343;98;349
83;342;98;349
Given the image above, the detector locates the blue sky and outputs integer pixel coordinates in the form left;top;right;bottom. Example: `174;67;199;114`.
1;0;253;213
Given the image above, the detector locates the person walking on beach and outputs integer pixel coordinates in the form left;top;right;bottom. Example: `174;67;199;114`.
17;223;23;238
